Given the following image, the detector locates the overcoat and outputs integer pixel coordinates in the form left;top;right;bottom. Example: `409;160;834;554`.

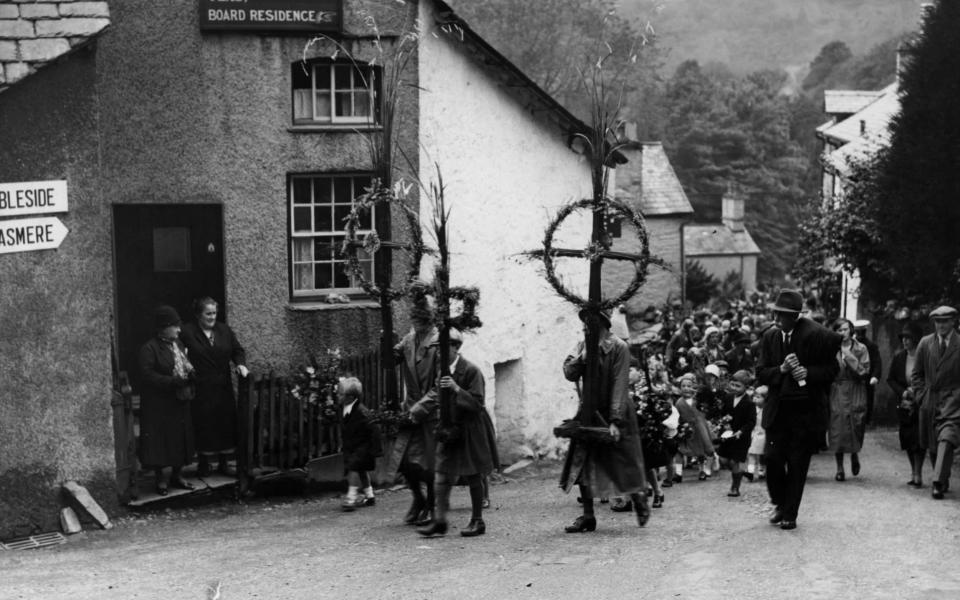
828;340;870;453
180;321;246;453
717;393;757;462
341;402;383;473
432;356;496;477
385;327;439;479
138;337;195;467
560;333;646;496
674;396;715;458
912;332;960;448
888;349;921;451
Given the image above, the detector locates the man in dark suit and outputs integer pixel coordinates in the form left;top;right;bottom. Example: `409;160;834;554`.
758;290;842;530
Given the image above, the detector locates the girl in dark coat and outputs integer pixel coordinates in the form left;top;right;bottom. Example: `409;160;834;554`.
717;370;757;497
138;305;196;495
338;377;383;510
180;297;248;476
888;322;925;487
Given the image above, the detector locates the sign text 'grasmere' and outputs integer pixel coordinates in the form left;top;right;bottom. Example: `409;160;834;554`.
199;0;342;33
0;216;69;255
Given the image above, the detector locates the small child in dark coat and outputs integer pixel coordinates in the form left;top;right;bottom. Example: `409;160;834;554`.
339;377;383;511
716;369;757;497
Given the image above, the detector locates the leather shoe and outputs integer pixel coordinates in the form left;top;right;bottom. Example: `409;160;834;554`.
564;515;597;533
403;501;424;525
634;502;651;527
414;509;434;527
156;483;169;496
727;489;740;497
835;471;845;482
742;472;754;482
780;520;797;530
460;519;486;537
417;520;448;537
610;498;633;512
932;482;945;500
171;477;195;490
652;494;664;508
660;478;673;488
851;456;861;476
769;508;784;525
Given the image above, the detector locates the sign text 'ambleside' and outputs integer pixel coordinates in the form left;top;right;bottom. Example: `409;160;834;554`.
199;0;342;33
0;180;68;218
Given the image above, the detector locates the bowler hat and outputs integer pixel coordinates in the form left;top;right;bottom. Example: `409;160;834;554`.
929;305;958;321
729;329;750;345
770;290;803;313
154;305;181;330
579;307;612;329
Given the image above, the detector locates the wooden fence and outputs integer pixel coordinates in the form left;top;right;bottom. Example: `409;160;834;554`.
237;348;397;490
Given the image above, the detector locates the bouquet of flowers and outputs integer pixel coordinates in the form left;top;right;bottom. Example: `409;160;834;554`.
635;387;676;457
289;349;343;426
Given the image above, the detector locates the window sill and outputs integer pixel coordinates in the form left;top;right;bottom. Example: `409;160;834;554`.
286;300;381;312
287;124;383;134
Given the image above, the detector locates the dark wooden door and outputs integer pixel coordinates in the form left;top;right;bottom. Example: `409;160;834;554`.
113;204;225;393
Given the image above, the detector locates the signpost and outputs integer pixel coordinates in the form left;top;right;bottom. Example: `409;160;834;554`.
0;180;68;218
0;216;69;255
198;0;342;33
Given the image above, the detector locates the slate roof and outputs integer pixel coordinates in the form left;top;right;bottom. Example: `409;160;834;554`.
615;142;694;217
684;224;761;257
0;1;110;94
818;83;899;145
823;90;885;115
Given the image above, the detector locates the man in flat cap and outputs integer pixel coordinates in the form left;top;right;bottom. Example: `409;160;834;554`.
911;305;960;499
757;289;842;530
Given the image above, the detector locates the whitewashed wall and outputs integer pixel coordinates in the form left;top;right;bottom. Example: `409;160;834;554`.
418;0;595;461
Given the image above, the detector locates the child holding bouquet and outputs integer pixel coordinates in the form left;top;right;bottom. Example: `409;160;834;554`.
669;372;715;483
716;370;757;497
745;385;768;481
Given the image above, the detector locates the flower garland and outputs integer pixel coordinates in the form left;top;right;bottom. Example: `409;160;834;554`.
529;197;654;311
341;179;428;302
288;349;343;426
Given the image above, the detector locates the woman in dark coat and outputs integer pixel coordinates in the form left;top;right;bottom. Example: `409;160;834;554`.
560;309;649;533
889;322;925;486
716;370;757;497
180;297;248;476
138;305;196;495
418;329;494;538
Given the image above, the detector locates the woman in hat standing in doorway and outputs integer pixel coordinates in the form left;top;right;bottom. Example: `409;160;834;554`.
828;317;871;481
888;321;926;487
138;305;197;495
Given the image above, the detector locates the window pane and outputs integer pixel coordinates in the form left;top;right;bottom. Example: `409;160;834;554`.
153;227;191;272
292;238;313;261
333;178;351;202
315;237;337;260
353;92;370;117
315;263;333;289
293;207;312;232
314;64;330;90
293;264;313;291
315;206;332;232
352;65;370;89
314;91;331;120
293;89;312;122
333;263;350;288
315;178;331;204
292;178;311;204
334;205;351;227
335;92;352;117
334;65;351;89
359;259;373;283
292;62;311;89
357;208;373;230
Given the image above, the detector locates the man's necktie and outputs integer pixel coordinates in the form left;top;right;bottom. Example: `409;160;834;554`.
941;337;947;356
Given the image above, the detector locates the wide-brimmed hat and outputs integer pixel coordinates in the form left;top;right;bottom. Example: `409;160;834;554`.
769;290;803;314
578;308;612;329
154;305;181;329
853;319;871;330
929;305;959;321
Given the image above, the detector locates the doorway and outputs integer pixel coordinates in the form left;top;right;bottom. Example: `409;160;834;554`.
113;204;225;392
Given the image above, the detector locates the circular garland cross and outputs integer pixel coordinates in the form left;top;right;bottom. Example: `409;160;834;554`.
538;197;652;311
341;181;428;302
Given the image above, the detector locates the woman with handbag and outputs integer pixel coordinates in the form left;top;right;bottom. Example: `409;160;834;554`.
137;305;197;495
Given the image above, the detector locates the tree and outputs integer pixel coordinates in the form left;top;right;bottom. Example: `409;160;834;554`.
801;41;852;92
803;0;960;305
685;260;719;307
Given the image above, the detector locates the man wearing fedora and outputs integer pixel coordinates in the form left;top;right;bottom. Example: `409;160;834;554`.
911;305;960;499
757;289;841;530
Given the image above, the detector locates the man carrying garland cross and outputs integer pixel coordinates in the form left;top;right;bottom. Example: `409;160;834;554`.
560;307;650;532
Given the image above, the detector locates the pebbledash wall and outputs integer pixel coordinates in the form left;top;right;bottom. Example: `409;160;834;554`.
0;0;420;537
0;45;115;538
418;1;600;462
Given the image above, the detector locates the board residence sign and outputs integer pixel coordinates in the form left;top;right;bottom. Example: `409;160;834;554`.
199;0;342;33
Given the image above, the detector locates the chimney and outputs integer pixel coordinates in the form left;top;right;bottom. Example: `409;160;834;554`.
722;195;745;232
619;121;638;142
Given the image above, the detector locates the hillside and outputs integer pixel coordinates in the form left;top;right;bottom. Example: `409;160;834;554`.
619;0;923;76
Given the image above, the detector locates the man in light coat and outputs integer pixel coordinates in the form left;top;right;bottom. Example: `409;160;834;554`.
911;305;960;499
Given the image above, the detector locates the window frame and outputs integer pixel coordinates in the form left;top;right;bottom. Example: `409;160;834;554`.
287;173;380;301
292;61;381;127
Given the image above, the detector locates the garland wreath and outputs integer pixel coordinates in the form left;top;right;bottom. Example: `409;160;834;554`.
341;180;428;302
408;279;482;332
532;197;653;311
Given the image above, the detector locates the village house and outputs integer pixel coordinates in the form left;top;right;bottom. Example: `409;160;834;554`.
683;194;761;294
0;0;673;536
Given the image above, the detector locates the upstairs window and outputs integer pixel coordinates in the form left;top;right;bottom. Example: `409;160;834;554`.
292;62;380;126
289;174;375;298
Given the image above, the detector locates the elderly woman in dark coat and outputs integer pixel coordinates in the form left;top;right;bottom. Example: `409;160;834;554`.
179;297;247;476
138;305;196;495
888;322;925;487
560;309;649;533
417;329;495;538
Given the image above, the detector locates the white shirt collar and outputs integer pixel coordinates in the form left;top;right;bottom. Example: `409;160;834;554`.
449;355;460;372
342;399;359;417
